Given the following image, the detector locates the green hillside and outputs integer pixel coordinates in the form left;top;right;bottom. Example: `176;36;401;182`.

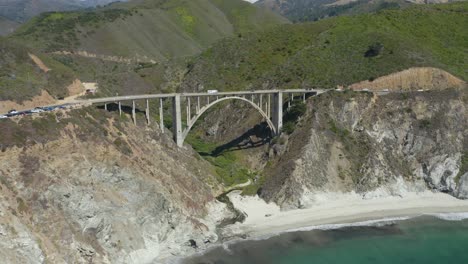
182;2;468;91
256;0;413;22
0;16;20;36
11;0;288;61
1;0;287;102
0;39;76;102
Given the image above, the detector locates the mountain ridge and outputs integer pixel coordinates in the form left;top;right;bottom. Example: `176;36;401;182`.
11;0;288;60
182;2;467;92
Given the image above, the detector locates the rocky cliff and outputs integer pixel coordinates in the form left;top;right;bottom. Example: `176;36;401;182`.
1;87;466;262
0;107;229;263
261;88;468;209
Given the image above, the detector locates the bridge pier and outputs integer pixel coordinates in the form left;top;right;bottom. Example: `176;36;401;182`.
159;98;164;133
118;101;122;116
172;95;183;147
132;100;136;125
272;92;283;135
146;99;150;125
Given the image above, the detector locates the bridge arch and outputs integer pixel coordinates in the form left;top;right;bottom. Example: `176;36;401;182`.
182;96;276;143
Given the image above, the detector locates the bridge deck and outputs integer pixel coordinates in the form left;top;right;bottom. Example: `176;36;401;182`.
74;89;326;104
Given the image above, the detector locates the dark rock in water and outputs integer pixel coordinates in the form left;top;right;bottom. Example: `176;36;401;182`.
189;239;198;248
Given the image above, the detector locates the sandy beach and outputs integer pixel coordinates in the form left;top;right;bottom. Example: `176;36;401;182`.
223;190;468;239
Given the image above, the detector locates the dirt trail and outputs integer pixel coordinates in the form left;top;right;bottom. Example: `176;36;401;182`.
28;53;50;72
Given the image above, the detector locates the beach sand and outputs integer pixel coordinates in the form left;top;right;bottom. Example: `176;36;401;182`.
223;190;468;238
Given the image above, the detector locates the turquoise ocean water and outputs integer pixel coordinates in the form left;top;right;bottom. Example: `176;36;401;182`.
182;214;468;264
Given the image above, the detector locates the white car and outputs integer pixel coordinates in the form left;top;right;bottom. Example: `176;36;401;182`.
30;107;44;113
0;115;7;119
207;90;218;94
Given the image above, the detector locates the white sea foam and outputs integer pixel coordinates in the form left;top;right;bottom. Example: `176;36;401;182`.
284;216;412;232
428;212;468;221
239;216;413;242
173;212;468;263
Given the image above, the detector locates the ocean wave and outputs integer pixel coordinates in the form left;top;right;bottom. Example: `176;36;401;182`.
242;216;412;242
428;212;468;221
174;213;468;263
284;216;412;233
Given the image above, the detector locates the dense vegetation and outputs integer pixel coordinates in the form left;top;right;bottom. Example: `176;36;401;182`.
0;39;76;101
14;9;132;51
183;2;468;91
11;0;287;60
1;0;286;102
256;0;410;22
186;133;257;187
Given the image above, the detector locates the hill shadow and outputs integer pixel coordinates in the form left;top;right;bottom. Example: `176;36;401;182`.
96;103;145;115
209;122;272;157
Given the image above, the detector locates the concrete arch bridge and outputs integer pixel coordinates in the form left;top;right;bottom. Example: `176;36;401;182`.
76;89;326;147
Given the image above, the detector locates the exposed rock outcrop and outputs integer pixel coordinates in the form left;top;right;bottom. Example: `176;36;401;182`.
0;108;229;263
261;88;467;209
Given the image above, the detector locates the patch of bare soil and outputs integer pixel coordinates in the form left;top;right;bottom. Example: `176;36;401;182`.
0;80;86;113
0;90;55;113
28;53;50;72
326;0;359;6
348;67;466;91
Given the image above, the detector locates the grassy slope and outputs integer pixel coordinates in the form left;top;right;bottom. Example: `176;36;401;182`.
182;2;468;91
256;0;412;22
2;0;287;102
0;16;20;36
0;39;76;102
11;0;288;61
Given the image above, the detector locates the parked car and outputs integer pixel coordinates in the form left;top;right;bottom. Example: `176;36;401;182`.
8;109;18;114
30;107;44;113
42;106;55;111
0;115;7;119
207;90;218;94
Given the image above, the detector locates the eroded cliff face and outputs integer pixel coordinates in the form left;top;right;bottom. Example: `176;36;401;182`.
0;108;228;263
261;88;468;209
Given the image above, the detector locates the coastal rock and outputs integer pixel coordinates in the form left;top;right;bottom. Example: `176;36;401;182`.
261;88;467;208
457;173;468;199
0;110;225;263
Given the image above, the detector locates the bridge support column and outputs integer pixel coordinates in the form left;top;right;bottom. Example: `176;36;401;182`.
104;103;107;111
118;102;122;116
272;92;283;136
187;97;191;125
260;95;263;113
172;95;183;147
132;100;136;125
159;98;164;133
146;99;150;125
267;94;271;118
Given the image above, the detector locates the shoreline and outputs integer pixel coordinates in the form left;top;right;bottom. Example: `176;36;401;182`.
171;191;468;263
223;190;468;238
